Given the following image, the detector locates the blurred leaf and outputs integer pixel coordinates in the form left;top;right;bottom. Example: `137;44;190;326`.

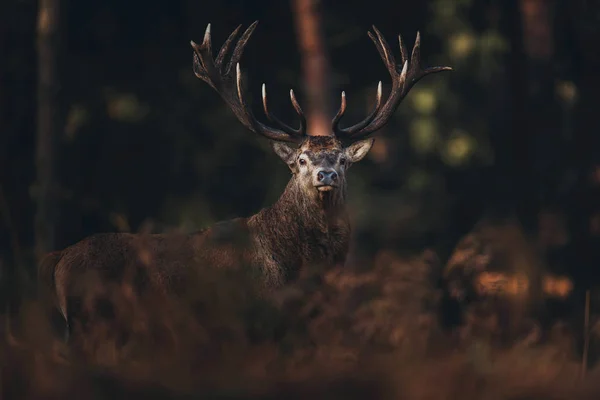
432;0;458;21
555;80;578;106
409;118;439;156
109;212;131;232
105;90;150;123
478;30;510;79
410;87;438;115
448;32;476;61
479;30;509;54
441;129;476;167
64;104;89;140
406;169;431;192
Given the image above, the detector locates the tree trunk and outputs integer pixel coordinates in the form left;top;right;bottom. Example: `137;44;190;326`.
565;0;600;289
0;0;8;313
34;0;61;262
291;0;332;136
505;0;558;231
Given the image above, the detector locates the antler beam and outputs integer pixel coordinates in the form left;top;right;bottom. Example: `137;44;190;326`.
332;26;453;140
191;22;307;143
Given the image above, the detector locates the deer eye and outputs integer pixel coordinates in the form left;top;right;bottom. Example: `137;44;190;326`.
298;158;307;166
340;157;347;166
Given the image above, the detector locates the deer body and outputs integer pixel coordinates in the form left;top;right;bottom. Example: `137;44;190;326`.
38;21;451;340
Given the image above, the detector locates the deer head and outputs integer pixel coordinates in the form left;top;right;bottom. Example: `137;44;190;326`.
190;22;452;203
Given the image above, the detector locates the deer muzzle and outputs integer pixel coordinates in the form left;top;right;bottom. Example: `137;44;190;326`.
315;169;338;191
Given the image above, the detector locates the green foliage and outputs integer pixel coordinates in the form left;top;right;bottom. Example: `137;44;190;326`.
104;89;150;123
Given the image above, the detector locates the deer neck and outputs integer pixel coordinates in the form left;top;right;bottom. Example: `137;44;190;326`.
276;174;348;229
250;174;350;246
245;175;351;284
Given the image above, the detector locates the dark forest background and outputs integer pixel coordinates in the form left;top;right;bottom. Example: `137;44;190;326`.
0;0;594;265
0;0;598;278
3;0;600;398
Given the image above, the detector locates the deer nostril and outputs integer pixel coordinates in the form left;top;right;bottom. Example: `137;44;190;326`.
317;171;325;181
331;171;338;181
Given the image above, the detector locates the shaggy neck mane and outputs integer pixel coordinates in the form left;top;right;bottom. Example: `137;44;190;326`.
250;173;350;279
272;174;347;229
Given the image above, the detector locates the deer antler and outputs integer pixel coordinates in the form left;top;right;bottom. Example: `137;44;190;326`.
332;26;452;140
191;22;307;143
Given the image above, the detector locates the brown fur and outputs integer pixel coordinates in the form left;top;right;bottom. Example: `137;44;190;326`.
38;136;372;338
38;251;63;312
36;21;451;342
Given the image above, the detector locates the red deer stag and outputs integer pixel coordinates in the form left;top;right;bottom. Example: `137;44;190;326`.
38;21;452;340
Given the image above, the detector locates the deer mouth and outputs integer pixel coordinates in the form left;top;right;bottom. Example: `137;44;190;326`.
315;184;337;192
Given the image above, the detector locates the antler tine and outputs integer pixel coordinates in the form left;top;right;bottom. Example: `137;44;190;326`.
333;26;452;140
401;31;452;94
225;21;258;75
202;23;212;55
191;22;306;143
215;24;242;68
332;82;383;136
191;24;218;89
398;34;408;65
371;26;396;72
331;91;347;133
261;84;305;135
289;89;307;134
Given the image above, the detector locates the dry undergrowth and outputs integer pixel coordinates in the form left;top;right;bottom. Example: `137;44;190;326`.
1;241;598;400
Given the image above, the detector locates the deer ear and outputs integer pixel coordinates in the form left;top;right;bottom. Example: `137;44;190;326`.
344;138;374;163
271;142;298;170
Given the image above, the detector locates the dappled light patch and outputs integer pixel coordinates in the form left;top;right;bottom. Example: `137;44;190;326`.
104;91;149;123
441;129;476;167
448;32;477;60
409;117;440;156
